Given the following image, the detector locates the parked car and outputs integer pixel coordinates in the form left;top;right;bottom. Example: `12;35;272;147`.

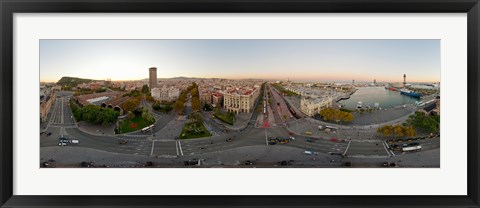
46;132;52;136
304;151;313;155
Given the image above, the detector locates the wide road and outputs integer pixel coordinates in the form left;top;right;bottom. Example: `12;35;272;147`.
40;90;440;167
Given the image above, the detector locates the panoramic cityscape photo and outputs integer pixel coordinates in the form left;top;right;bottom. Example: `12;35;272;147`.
40;39;440;168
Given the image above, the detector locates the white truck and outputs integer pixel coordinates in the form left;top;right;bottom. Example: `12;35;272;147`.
402;145;422;152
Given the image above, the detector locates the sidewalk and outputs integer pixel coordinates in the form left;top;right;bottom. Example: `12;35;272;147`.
77;121;116;136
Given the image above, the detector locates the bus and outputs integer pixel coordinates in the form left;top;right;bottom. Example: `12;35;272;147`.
325;125;338;130
141;124;155;132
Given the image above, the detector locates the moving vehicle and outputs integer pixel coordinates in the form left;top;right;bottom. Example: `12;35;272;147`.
304;151;313;155
402;145;422;152
70;139;79;144
141;124;155;132
325;125;338;130
357;101;363;108
305;131;312;135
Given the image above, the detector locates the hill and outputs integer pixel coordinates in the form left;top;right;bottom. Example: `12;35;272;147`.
57;76;99;87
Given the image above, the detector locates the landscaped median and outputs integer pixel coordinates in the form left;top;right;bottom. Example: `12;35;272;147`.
179;112;212;139
212;110;235;125
115;108;155;134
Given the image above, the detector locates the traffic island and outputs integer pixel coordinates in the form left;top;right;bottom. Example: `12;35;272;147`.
179;121;212;139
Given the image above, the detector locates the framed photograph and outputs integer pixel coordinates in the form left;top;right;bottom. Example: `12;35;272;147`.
1;0;479;207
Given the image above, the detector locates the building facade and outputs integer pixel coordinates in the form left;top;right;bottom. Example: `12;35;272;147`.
300;96;333;117
212;93;223;107
149;67;157;89
151;87;180;102
223;88;260;114
200;92;212;104
40;90;56;122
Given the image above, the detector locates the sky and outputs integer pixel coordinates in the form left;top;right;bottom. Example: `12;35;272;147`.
40;39;440;83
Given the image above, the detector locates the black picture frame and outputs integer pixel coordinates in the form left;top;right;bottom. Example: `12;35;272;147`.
1;0;479;207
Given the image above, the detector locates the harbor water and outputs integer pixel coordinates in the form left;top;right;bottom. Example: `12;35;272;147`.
337;86;420;109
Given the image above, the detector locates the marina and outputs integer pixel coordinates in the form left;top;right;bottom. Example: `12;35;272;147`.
337;87;420;109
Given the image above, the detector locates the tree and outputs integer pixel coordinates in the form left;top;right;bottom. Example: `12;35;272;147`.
72;104;118;125
126;111;135;119
377;125;394;137
404;126;417;137
146;94;155;102
191;97;201;112
141;108;155;123
122;97;140;112
173;100;185;115
319;107;353;123
406;112;440;133
141;84;150;94
393;124;404;138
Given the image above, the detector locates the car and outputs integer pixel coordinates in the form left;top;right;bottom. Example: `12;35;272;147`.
387;140;394;144
396;139;404;143
58;142;67;146
289;136;295;141
389;144;400;150
408;142;420;146
306;138;314;143
407;138;414;142
46;132;52;136
226;138;233;142
244;160;255;165
402;143;409;147
59;138;69;143
304;151;313;155
268;141;277;145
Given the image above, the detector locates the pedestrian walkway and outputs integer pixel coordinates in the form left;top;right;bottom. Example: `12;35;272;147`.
152;118;186;141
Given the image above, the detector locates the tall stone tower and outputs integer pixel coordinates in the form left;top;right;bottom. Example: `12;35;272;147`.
403;74;406;87
149;67;157;89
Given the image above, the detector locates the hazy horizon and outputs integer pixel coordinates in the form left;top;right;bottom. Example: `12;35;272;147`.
40;39;441;83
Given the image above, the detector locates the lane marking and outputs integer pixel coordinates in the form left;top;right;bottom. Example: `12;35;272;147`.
383;141;395;156
175;139;179;156
342;141;351;156
382;141;391;157
61;98;64;124
150;140;155;156
178;140;184;156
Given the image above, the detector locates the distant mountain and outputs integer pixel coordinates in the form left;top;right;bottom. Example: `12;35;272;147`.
57;76;99;87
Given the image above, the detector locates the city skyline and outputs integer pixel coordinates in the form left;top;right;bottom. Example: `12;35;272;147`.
40;39;440;83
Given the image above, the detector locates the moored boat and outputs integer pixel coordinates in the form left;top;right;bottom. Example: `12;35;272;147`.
399;89;422;98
